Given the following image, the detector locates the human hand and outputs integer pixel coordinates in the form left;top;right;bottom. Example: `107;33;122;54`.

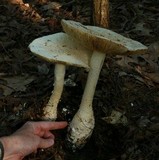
0;121;67;160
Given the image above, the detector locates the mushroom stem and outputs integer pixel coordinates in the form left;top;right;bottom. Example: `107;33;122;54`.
66;51;106;150
43;64;65;120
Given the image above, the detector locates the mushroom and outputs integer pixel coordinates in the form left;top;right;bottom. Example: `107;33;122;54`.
29;32;92;120
61;19;148;150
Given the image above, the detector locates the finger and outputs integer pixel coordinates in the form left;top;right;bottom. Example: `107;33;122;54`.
34;121;68;131
38;138;54;149
43;131;55;139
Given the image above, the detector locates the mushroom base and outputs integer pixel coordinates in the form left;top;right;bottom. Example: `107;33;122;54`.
65;111;95;151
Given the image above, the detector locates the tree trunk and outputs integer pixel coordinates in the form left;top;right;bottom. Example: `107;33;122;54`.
93;0;109;28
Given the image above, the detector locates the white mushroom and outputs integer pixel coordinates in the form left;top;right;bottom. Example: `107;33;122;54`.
29;32;92;120
61;19;148;150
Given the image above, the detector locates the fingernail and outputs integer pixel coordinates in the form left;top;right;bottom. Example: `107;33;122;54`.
49;139;54;145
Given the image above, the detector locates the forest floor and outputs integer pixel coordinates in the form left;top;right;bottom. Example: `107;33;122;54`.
0;0;159;159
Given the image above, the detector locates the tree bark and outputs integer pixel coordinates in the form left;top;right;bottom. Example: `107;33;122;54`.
93;0;109;28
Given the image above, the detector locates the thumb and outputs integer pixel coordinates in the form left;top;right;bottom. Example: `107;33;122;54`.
38;138;54;148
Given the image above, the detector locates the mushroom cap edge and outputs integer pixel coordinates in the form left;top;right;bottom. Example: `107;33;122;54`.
61;19;148;55
29;32;92;69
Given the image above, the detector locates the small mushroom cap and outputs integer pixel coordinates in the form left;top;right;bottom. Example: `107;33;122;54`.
29;32;92;69
61;19;148;55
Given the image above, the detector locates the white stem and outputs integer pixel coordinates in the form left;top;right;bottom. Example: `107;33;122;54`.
67;51;106;149
43;64;65;120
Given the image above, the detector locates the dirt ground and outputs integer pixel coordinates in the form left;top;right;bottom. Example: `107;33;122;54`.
0;0;159;159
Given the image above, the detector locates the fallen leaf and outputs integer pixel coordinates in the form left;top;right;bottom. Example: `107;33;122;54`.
144;72;159;83
0;74;35;96
102;109;128;126
116;55;138;69
132;22;152;36
116;41;159;85
42;2;62;11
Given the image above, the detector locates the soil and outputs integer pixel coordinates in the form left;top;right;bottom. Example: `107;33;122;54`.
0;0;159;160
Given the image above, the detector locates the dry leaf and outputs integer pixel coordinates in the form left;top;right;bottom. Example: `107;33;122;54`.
102;110;128;126
0;75;35;96
144;72;159;83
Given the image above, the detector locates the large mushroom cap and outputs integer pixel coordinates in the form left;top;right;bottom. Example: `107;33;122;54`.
29;32;92;69
61;19;148;55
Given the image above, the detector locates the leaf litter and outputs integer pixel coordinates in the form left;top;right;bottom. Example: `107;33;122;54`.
0;75;35;96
